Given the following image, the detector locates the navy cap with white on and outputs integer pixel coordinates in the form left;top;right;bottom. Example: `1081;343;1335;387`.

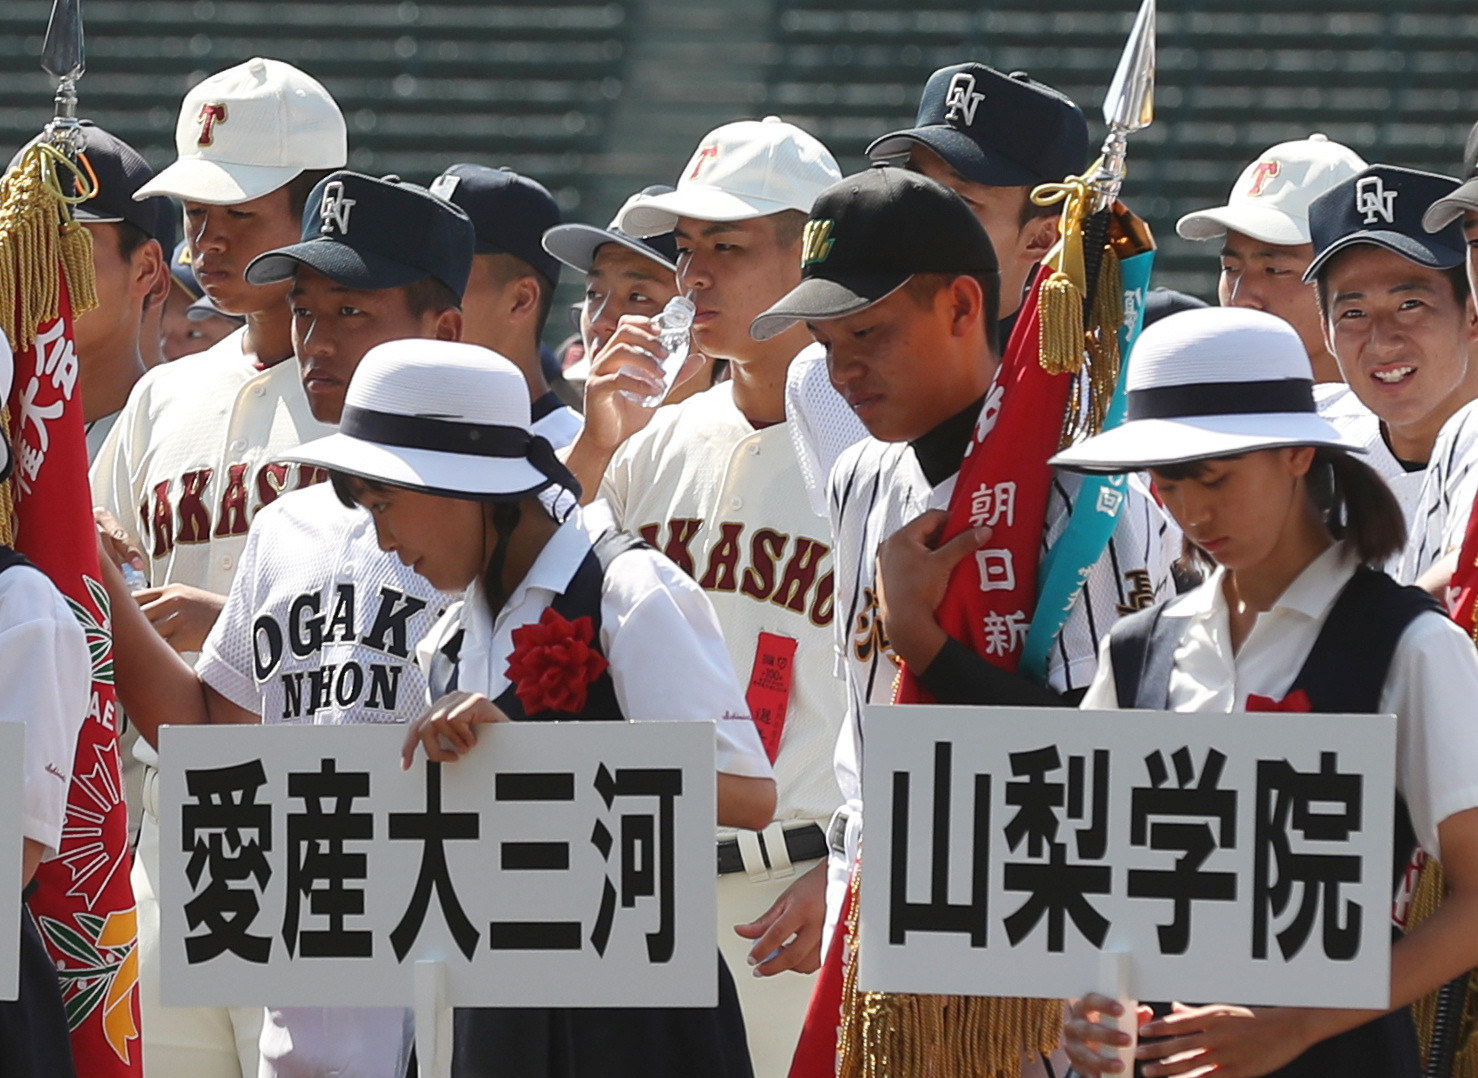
1304;165;1465;282
429;164;563;287
245;171;476;298
867;64;1089;188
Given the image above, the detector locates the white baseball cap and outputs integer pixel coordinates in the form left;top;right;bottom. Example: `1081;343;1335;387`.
616;116;841;238
1176;134;1367;247
1050;307;1363;474
135;57;347;205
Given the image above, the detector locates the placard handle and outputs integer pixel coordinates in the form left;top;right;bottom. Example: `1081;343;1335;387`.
1098;948;1138;1073
415;959;453;1078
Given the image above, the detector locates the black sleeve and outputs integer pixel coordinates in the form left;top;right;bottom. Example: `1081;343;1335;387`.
916;635;1078;707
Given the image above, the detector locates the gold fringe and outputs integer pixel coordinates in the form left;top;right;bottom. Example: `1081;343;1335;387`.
1037;272;1085;376
0;140;98;355
1410;858;1478;1076
0;405;13;546
838;863;1062;1078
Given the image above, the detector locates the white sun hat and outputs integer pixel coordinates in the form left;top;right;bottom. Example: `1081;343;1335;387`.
616;116;841;238
285;339;578;501
135;57;347;205
1049;307;1365;474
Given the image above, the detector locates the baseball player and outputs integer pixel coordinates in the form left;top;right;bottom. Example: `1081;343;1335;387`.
5;121;174;461
751;166;1175;1076
87;56;346;1078
101;171;474;1078
160;240;242;362
1302;164;1478;571
561;116;845;1076
429;164;583;447
788;63;1093;518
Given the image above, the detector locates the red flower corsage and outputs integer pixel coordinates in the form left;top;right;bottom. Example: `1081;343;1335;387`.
1245;689;1312;713
505;608;609;715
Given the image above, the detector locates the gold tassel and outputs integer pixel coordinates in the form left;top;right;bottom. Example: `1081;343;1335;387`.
1409;858;1478;1076
1037;271;1086;376
0;405;13;546
838;862;1063;1078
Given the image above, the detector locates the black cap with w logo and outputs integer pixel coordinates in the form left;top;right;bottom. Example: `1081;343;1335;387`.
750;164;997;341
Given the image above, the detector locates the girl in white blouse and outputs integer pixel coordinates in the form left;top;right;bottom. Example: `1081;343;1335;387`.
1050;308;1478;1078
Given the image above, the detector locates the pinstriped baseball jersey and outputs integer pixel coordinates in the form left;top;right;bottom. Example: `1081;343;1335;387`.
89;327;333;594
1397;397;1478;584
827;427;1179;805
599;380;845;838
1315;383;1428;525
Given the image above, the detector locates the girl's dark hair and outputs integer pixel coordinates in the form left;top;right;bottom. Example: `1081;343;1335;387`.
329;469;389;509
482;502;522;612
1158;448;1405;569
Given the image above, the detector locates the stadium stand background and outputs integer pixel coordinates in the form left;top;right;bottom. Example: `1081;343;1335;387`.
3;0;1477;342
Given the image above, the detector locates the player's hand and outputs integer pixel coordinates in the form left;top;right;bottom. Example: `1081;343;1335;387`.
1133;1002;1313;1077
400;691;510;769
581;315;705;452
95;506;146;572
1062;993;1153;1076
135;585;226;653
875;509;991;667
732;859;828;977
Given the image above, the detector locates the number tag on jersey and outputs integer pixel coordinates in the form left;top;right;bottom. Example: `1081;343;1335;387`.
746;632;797;763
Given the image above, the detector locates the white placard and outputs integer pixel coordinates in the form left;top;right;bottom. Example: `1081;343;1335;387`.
0;723;23;1001
159;722;715;1008
859;705;1397;1009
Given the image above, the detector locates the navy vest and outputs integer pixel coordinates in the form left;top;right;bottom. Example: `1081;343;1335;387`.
1108;566;1437;1078
429;530;648;722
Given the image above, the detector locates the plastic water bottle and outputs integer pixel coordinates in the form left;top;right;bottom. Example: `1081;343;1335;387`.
120;563;148;592
633;292;696;407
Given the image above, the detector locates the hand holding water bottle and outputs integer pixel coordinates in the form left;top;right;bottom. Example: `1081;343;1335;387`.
619;291;696;407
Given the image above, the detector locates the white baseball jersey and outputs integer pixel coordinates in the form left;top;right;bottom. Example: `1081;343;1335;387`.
827;428;1180;810
1397;398;1478;584
784;341;866;519
89;327;333;595
196;483;456;725
1316;382;1427;527
599;380;846;837
532;393;583;449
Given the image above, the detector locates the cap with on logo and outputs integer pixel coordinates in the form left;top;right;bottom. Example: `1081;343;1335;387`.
244;171;476;298
1423;119;1478;232
429;164;563;286
616;116;841;238
1303;165;1465;282
750;165;997;341
135;57;347;205
1177;134;1366;247
866;64;1089;188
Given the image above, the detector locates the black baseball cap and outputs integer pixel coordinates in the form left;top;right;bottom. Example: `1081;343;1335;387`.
541;185;680;275
750;165;997;341
1423;120;1478;232
1303;165;1465;282
429;163;563;286
9;121;173;245
867;64;1089;188
245;171;476;298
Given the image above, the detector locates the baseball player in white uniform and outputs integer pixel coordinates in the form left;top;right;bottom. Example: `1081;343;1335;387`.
101;171;474;1078
88;57;346;1078
561;117;844;1076
749;172;1176;1077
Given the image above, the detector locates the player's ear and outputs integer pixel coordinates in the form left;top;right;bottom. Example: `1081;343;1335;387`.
947;274;985;338
509;275;541;325
434;307;463;343
1020;212;1058;264
135;239;169;309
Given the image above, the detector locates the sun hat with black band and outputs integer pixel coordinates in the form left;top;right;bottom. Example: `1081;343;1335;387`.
1302;164;1465;283
1423;119;1478;232
1049;307;1365;474
541;185;680;275
749;163;997;341
284;338;579;503
245;171;475;298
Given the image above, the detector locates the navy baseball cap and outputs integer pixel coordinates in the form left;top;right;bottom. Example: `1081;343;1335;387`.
1304;165;1465;282
245;171;476;298
541;185;680;275
867;64;1089;188
1423;120;1478;232
168;240;201;300
429;163;562;286
750;165;997;340
10;121;173;244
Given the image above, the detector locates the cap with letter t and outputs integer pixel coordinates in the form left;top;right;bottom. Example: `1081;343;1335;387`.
750;164;998;341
